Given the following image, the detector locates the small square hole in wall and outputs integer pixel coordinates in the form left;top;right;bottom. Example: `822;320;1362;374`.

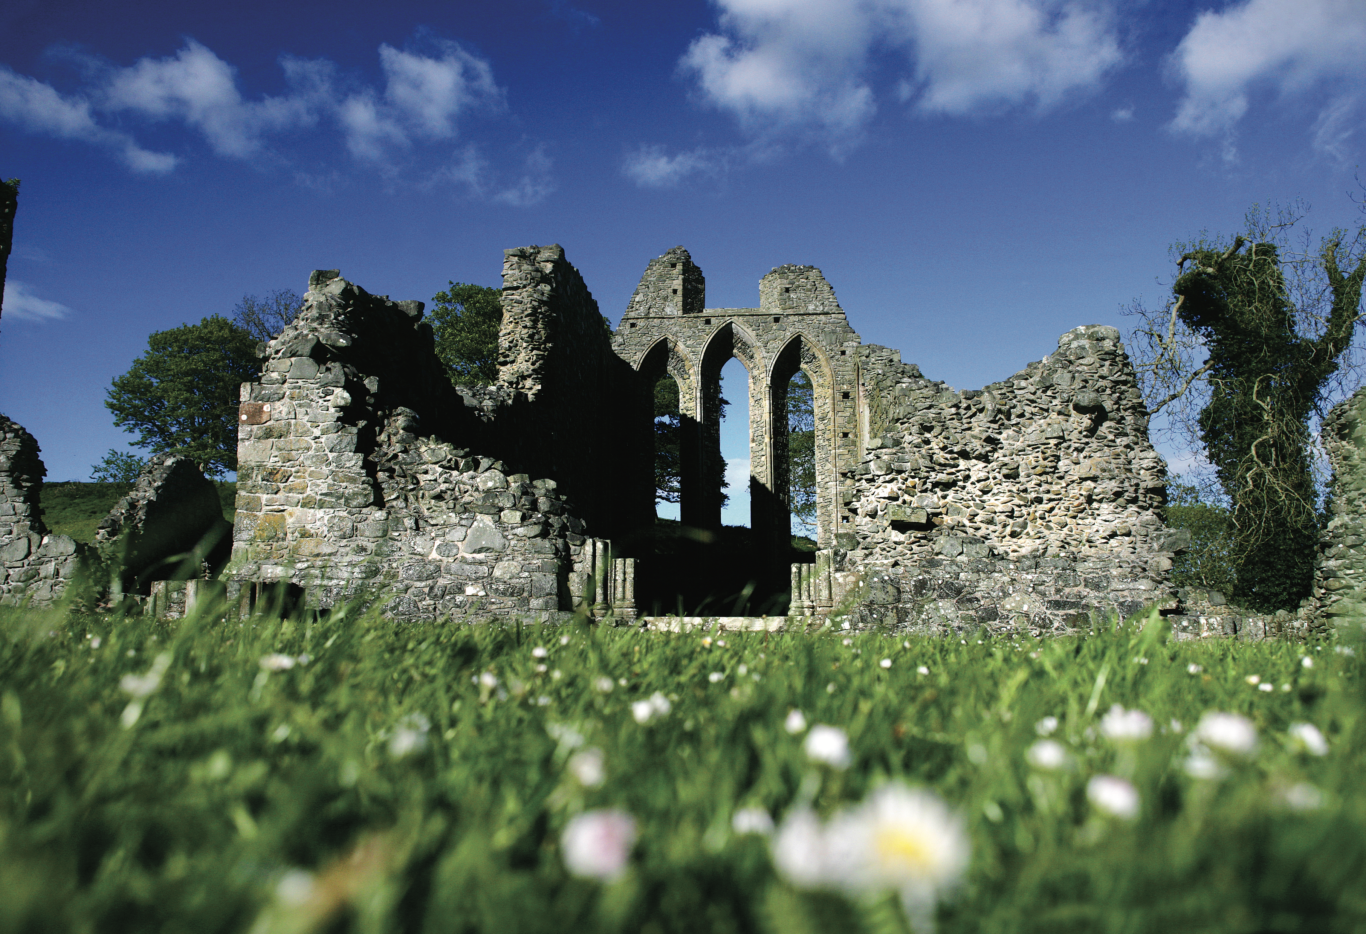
672;289;678;295
841;432;849;438
628;322;637;328
841;516;850;524
704;318;712;325
842;392;850;400
773;316;781;323
671;263;677;269
840;350;847;356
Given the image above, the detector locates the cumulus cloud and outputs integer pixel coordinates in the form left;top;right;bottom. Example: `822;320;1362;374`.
622;144;725;188
0;36;508;176
0;66;176;173
682;0;1123;146
895;0;1122;115
339;40;504;161
100;40;312;158
1170;0;1366;138
1;280;72;322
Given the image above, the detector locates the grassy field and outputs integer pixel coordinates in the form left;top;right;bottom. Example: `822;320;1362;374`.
38;481;237;542
0;600;1361;933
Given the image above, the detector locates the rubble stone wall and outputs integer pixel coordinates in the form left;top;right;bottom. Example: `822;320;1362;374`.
1312;386;1366;632
493;245;639;540
0;415;83;606
832;325;1179;630
230;265;618;619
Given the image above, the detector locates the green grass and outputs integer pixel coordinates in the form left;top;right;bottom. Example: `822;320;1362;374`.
38;481;237;542
0;601;1362;933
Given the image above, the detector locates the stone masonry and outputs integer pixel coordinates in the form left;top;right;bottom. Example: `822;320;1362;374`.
229;258;635;619
227;244;1195;628
1310;386;1366;635
0;415;85;606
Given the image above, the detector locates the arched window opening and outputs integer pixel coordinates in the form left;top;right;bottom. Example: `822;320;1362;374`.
652;374;681;522
717;358;745;527
787;369;816;546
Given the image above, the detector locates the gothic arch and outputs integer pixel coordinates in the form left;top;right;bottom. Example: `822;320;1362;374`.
771;333;837;548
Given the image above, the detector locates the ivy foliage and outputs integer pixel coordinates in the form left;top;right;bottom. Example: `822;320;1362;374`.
105;316;259;478
1171;221;1366;610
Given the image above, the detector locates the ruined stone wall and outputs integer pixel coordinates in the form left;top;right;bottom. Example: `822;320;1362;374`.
1311;386;1366;632
0;415;83;605
231;267;615;619
848;325;1169;561
493;245;639;540
0;179;17;322
825;324;1179;631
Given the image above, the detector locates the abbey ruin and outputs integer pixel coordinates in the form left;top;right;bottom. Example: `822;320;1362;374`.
7;241;1366;638
225;244;1194;635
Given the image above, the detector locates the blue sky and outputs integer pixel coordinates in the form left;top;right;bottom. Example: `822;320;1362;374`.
2;0;1364;522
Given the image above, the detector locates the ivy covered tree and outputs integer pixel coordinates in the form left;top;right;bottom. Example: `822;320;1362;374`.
430;282;503;386
1129;204;1366;611
106;316;259;478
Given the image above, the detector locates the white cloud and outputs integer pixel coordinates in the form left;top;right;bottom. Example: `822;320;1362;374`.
101;40;311;158
682;0;1122;146
494;146;554;206
622;145;724;187
0;66;176;173
893;0;1122;115
1;280;71;322
1312;95;1357;162
0;36;508;177
1170;0;1366;138
1111;106;1134;122
379;42;501;138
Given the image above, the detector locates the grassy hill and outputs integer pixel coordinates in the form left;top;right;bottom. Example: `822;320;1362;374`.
39;481;236;543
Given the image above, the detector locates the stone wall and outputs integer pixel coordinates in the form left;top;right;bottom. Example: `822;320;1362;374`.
230;263;632;619
821;324;1180;631
1311;386;1366;633
0;415;84;606
95;453;232;595
0;179;16;322
847;325;1171;563
492;245;639;541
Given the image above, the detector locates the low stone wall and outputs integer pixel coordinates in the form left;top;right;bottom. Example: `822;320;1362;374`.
0;414;85;606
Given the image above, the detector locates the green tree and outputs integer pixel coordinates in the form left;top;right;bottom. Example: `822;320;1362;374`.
430;282;503;385
90;449;146;484
232;288;302;342
106;316;259;478
1164;481;1237;596
787;370;816;537
654;377;682;505
653;376;728;511
1128;204;1366;611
